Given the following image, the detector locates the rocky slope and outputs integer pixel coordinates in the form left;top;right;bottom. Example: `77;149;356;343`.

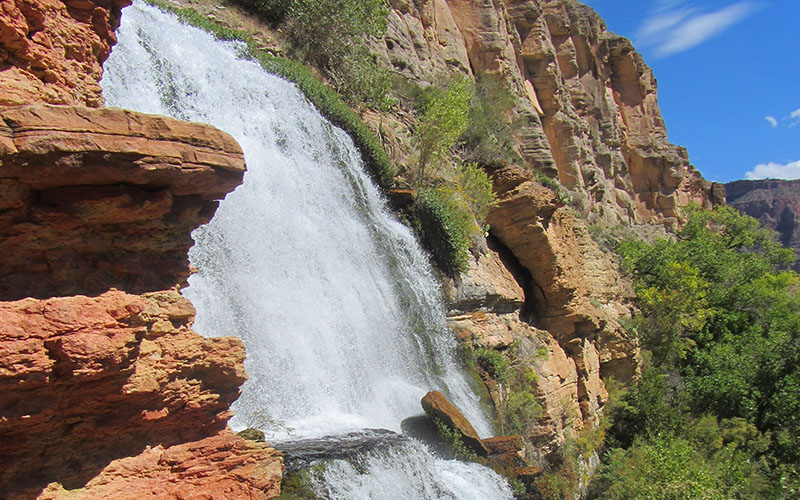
0;0;283;498
726;178;800;270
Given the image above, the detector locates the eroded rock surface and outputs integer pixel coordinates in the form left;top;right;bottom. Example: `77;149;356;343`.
37;429;283;500
0;103;245;300
0;0;130;107
0;290;282;498
0;0;282;497
374;0;723;224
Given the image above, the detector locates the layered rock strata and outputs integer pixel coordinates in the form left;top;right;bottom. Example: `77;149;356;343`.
0;104;245;301
0;290;283;499
374;0;720;457
0;0;283;498
726;179;800;271
374;0;723;224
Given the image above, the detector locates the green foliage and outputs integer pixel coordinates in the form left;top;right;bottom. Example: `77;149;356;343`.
145;0;395;187
605;365;684;448
415;76;474;186
505;390;542;435
601;205;800;496
457;162;497;226
415;187;474;275
283;0;391;108
433;417;479;462
278;464;328;500
232;0;293;24
458;73;521;167
535;173;572;204
591;433;765;500
232;0;392;107
475;347;510;383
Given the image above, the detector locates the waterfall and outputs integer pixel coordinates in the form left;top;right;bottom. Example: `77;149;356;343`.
102;2;512;498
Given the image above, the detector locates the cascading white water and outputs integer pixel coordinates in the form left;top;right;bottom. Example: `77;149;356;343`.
102;2;512;498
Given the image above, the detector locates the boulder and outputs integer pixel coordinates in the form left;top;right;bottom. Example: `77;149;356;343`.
421;390;489;457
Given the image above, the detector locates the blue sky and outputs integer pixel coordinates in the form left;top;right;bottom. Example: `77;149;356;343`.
581;0;799;182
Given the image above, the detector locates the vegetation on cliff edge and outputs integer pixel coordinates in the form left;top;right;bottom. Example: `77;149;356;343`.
588;206;800;499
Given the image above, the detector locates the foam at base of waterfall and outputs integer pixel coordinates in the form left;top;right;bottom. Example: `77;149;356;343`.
311;440;514;500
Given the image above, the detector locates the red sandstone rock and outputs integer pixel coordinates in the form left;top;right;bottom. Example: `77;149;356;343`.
0;290;278;498
482;435;525;456
34;429;283;500
0;0;131;107
421;390;489;457
0;104;245;300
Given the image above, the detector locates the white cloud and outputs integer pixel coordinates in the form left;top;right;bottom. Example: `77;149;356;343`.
765;116;778;128
636;1;757;57
791;108;800;127
746;160;800;180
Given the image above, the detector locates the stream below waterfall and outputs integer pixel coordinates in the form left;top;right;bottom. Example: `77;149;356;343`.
102;2;513;497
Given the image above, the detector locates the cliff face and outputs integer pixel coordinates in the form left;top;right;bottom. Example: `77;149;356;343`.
0;0;126;106
0;1;282;498
375;0;724;225
373;0;723;455
726;179;800;270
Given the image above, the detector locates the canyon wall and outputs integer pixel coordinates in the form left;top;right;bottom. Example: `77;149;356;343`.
727;178;800;271
373;0;725;225
0;0;282;498
0;0;724;494
372;0;722;459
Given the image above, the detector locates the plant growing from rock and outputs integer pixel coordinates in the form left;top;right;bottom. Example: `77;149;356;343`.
457;73;521;167
414;75;474;187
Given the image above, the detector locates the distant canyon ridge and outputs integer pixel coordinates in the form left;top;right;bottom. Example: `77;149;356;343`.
726;179;800;271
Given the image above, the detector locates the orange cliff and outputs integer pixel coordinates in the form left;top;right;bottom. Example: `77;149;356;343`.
0;0;283;498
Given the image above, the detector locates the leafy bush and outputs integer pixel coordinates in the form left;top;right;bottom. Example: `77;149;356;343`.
475;347;510;383
414;76;474;186
415;187;474;275
146;0;396;187
458;73;521;167
505;390;542;435
590;432;766;500
457;162;496;226
433;417;479;462
283;0;391;108
600;206;800;495
231;0;293;24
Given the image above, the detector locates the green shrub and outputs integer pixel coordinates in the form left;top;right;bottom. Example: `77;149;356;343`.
474;347;510;383
505;390;542;435
283;0;391;108
231;0;293;24
145;0;395;187
458;73;521;167
457;162;496;226
415;187;474;275
414;76;474;186
433;417;479;462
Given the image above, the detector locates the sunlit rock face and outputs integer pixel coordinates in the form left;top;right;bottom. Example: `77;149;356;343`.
0;0;130;107
378;0;728;456
373;0;723;225
0;0;283;498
